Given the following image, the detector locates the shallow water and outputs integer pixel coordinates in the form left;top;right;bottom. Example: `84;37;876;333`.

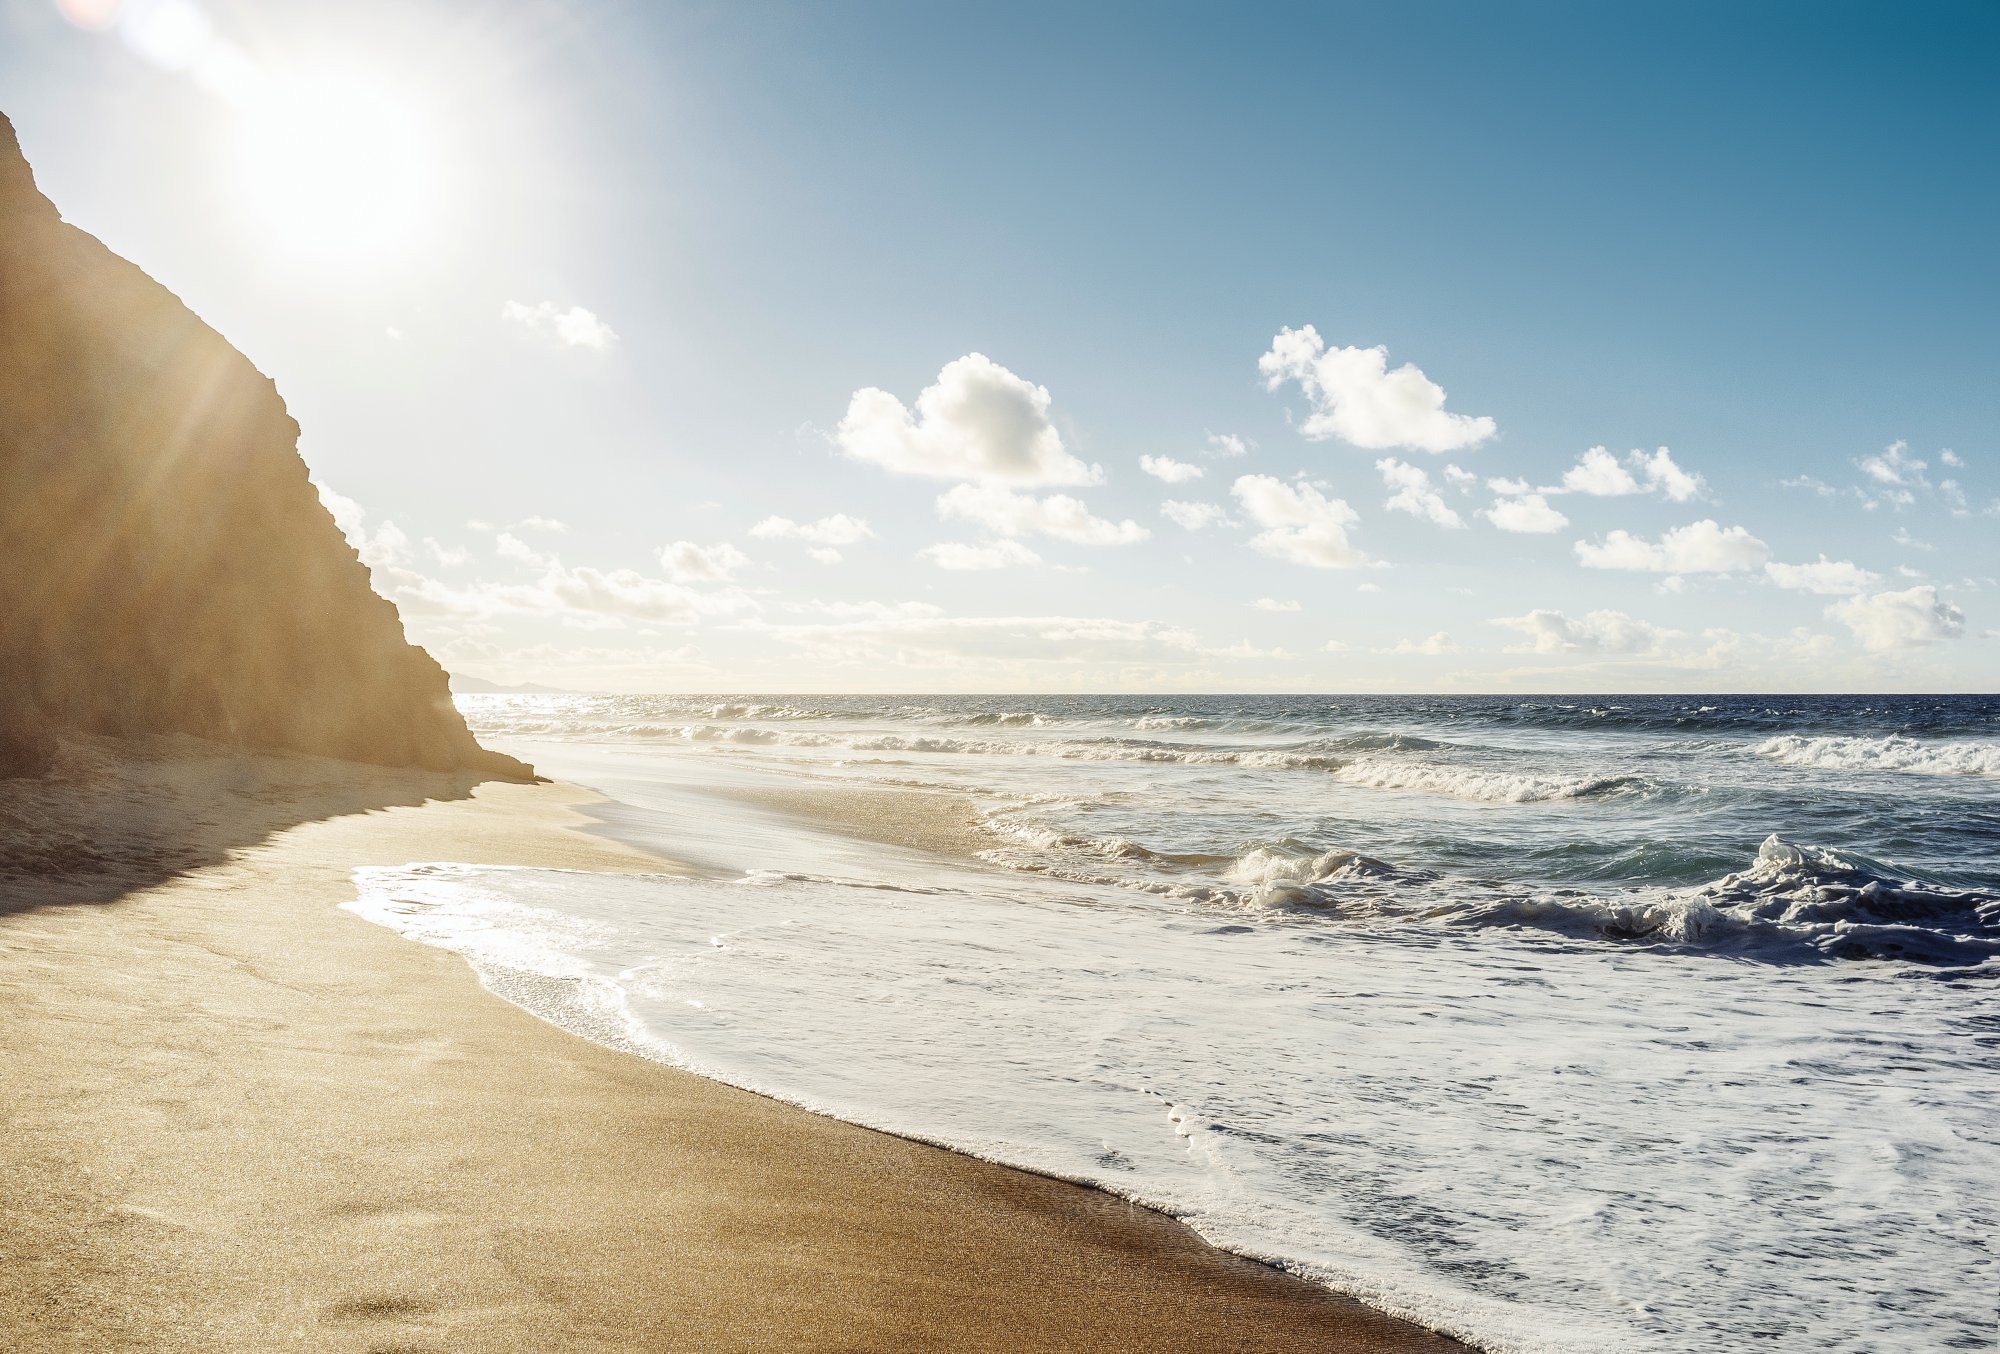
350;694;1999;1353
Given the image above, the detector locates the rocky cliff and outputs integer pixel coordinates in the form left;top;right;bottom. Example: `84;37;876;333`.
0;114;530;781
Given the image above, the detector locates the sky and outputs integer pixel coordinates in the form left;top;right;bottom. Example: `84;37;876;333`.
3;0;1996;692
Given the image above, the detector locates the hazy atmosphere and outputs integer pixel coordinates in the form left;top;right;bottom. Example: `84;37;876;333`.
5;0;1994;692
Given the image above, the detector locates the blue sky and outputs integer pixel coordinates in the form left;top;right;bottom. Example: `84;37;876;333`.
4;0;1995;690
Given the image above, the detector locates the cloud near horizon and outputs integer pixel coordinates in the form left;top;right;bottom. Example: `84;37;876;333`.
1826;586;1964;652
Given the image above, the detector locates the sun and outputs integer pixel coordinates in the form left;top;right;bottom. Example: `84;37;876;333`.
230;73;438;269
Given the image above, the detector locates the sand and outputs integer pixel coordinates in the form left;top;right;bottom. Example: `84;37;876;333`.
0;740;1468;1353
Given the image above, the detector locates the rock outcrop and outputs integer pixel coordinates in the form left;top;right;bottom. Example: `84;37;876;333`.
0;113;530;781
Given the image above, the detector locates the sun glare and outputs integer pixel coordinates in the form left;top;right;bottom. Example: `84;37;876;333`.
230;74;436;269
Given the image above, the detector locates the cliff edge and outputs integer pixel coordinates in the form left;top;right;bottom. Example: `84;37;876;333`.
0;114;531;781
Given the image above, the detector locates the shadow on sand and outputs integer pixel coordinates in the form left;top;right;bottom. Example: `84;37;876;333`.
0;733;488;916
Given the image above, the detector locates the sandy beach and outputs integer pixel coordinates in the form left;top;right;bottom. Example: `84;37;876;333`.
0;742;1466;1353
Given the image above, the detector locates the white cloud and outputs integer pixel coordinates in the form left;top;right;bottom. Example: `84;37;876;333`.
1257;324;1495;453
836;353;1099;486
1893;527;1934;552
513;515;569;533
1161;500;1229;530
495;532;554;568
1484;493;1568;533
936;483;1147;545
1489;608;1674;655
1377;632;1457;655
1231;474;1366;569
1575;520;1771;573
1552;446;1704;502
1443;464;1478;491
1252;597;1301;612
1940;449;1963;467
1857;440;1928;488
1207;433;1250;458
659;540;749;583
1631;448;1703;502
1139;455;1205;483
1377;457;1465;528
424;539;468;567
1487;476;1533;496
502;300;618;351
1763;556;1881;596
759;612;1238;672
919;540;1043;571
750;513;875;562
1826;586;1965;651
1558;446;1642;496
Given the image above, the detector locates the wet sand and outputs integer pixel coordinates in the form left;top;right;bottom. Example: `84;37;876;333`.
0;743;1468;1352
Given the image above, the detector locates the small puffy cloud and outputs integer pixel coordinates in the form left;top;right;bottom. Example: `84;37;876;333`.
513;515;569;533
315;481;367;540
1551;446;1704;502
659;540;749;583
936;483;1147;544
1826;585;1964;651
1484;493;1568;533
495;532;559;570
1489;608;1674;655
346;514;409;571
1355;582;1381;594
543;567;717;624
1377;457;1464;528
1857;440;1928;487
1763;556;1881;596
1443;464;1478;491
1377;632;1457;655
1161;500;1229;530
1486;476;1533;496
919;540;1043;571
1632;448;1703;502
502;300;618;351
837;353;1099;486
750;513;875;563
1231;474;1366;569
1939;449;1963;467
1559;446;1642;496
1207;433;1250;458
424;539;469;567
1258;324;1495;453
1575;520;1770;573
1139;454;1205;483
1252;597;1301;612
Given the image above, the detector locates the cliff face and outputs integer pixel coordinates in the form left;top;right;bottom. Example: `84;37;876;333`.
0;114;530;781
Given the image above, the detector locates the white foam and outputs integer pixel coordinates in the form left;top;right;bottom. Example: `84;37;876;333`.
1333;757;1641;803
1754;733;2000;777
349;862;1999;1354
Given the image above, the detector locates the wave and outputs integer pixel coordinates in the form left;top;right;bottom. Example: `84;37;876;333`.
1331;757;1646;803
1443;836;2000;967
1754;734;2000;778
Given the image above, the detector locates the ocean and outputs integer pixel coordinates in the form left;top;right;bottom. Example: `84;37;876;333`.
350;694;1998;1353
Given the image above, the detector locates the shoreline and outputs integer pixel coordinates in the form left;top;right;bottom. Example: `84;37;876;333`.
0;745;1469;1353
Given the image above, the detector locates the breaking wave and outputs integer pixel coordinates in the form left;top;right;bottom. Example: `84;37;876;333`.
1754;734;2000;778
1442;836;2000;967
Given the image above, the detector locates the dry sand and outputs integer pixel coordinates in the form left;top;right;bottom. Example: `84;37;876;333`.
0;740;1468;1353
